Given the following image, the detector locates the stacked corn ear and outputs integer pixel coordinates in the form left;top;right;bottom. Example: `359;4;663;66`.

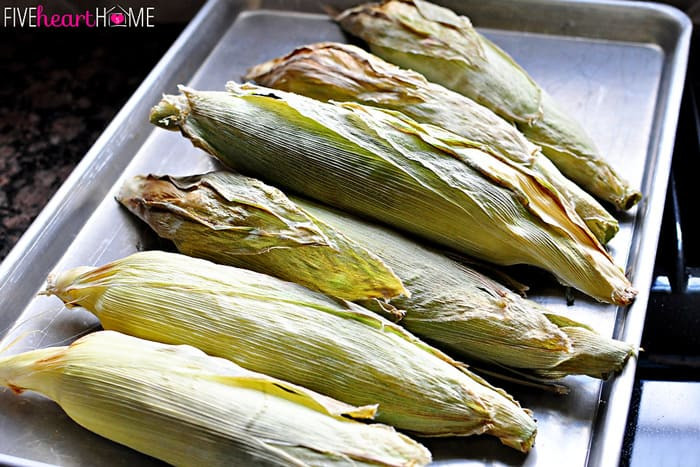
336;0;642;211
117;172;407;304
44;251;538;452
0;331;432;466
300;200;636;380
245;42;619;244
118;171;635;379
149;83;636;304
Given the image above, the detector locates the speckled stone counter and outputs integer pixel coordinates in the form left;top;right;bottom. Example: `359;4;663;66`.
0;26;185;259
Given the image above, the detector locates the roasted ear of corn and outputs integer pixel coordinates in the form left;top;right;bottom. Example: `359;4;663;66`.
116;172;406;303
150;83;636;304
300;200;636;380
118;170;635;379
245;42;619;243
336;0;642;211
45;251;537;452
0;331;432;466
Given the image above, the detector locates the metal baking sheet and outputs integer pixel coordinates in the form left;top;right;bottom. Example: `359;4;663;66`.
0;0;690;465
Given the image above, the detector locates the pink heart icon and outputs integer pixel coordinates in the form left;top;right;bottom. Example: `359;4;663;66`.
110;13;125;25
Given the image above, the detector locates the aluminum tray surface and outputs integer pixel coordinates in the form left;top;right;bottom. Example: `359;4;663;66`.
0;1;690;466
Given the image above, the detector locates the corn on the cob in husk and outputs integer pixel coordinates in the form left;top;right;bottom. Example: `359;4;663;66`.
118;171;635;379
336;0;642;211
302;199;635;381
0;331;431;466
149;83;636;304
116;172;406;303
245;42;619;244
44;251;538;452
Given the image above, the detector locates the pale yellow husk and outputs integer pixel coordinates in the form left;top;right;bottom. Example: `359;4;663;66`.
44;251;538;452
0;331;431;466
245;42;618;243
149;83;636;304
117;172;407;304
298;200;636;380
336;0;641;210
119;170;635;379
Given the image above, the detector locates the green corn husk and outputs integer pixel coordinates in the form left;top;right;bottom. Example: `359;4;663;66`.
0;331;431;466
118;171;635;379
301;200;636;381
150;83;636;305
116;172;406;303
45;251;538;452
245;42;619;244
336;0;642;211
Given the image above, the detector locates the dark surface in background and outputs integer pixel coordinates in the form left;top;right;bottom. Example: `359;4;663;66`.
639;31;700;375
621;29;700;467
0;26;187;260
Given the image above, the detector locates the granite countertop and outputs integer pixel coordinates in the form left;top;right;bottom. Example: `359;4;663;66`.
0;26;185;260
